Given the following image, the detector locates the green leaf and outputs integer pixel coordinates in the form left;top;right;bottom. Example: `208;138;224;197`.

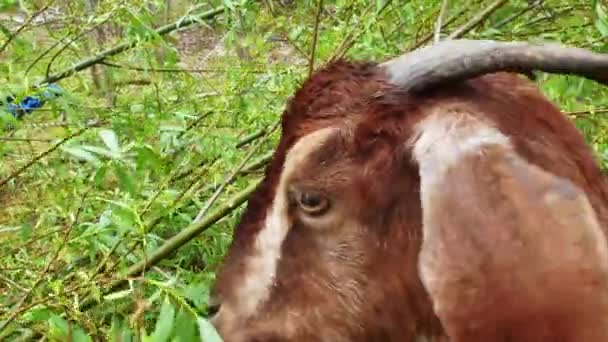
71;327;93;342
376;0;387;13
184;282;209;311
47;314;69;340
99;129;121;154
223;0;235;10
81;145;118;159
150;297;176;342
197;317;223;342
0;0;19;12
136;145;164;172
109;316;134;342
23;306;52;322
46;314;92;342
93;164;108;188
113;162;137;195
172;309;198;342
130;104;145;113
61;146;101;164
595;0;608;37
107;200;138;233
19;222;33;241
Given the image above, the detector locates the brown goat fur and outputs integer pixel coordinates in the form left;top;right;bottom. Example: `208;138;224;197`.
210;59;608;341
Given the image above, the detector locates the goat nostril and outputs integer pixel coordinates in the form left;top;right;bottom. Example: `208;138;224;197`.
207;296;222;319
208;303;221;317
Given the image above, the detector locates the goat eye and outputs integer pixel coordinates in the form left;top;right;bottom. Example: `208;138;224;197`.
297;191;330;216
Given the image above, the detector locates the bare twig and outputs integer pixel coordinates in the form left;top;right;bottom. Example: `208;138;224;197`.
236;129;266;148
0;137;54;142
0;125;99;189
447;0;507;39
39;6;225;85
0;192;88;333
145;150;272;234
434;0;450;43
25;31;72;76
0;1;55;54
99;61;265;74
193;121;279;223
491;0;542;30
567;108;608;117
308;0;324;77
44;16;112;80
409;0;480;50
329;1;393;62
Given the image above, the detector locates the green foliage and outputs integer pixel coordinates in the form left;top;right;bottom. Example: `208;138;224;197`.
1;0;608;340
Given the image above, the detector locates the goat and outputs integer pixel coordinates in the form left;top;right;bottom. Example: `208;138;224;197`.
209;39;608;341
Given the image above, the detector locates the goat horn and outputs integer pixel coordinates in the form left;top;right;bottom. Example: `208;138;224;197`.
380;39;608;93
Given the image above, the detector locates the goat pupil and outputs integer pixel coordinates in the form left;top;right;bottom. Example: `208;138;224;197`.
301;192;322;208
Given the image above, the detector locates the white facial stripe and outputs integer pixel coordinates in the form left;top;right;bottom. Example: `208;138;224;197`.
410;110;511;188
234;127;338;319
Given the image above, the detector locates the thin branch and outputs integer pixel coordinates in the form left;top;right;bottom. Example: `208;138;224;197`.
78;178;263;312
99;60;265;74
236;129;266;148
0;123;100;189
44;16;112;80
193;121;279;223
88;128;275;290
0;137;54;142
491;0;543;30
434;0;450;43
145;150;272;235
39;6;225;85
139;111;215;218
0;1;55;54
25;31;72;76
329;1;393;62
308;0;324;77
567;108;608;117
448;0;508;39
328;2;374;62
409;0;480;50
0;192;88;333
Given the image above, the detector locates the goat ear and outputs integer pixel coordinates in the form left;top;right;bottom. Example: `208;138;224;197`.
416;143;608;340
